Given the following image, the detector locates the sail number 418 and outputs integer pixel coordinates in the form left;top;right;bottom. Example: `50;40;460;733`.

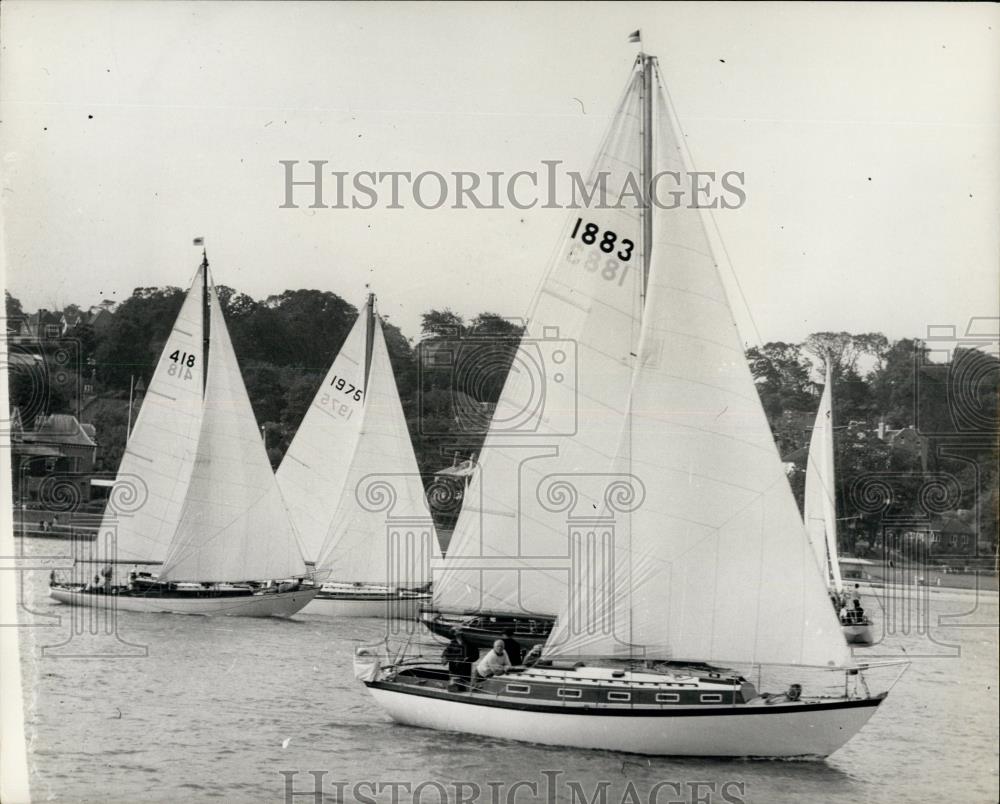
167;350;196;380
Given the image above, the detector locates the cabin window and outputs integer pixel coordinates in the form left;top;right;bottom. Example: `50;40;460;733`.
505;684;531;695
557;688;582;699
700;694;723;703
655;692;680;703
607;691;631;702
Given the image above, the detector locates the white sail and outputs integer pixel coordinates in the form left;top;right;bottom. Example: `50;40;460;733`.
804;363;844;592
543;74;852;669
276;310;368;563
434;68;646;616
101;267;206;565
314;310;440;585
158;281;307;582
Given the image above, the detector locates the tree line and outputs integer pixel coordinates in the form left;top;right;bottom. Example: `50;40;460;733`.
6;289;997;557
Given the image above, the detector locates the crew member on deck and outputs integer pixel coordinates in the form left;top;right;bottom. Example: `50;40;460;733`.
764;683;802;704
501;628;523;665
475;639;512;679
522;644;543;668
442;636;467;690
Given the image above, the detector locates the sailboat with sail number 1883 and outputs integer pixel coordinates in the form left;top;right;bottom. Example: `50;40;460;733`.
356;49;906;758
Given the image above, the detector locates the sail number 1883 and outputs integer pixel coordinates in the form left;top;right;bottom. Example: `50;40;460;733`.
569;218;634;262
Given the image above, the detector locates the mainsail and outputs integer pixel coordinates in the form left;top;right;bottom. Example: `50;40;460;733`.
102;266;206;565
276;308;368;563
312;304;440;585
158;281;307;582
434;67;647;617
803;363;844;592
542;63;852;669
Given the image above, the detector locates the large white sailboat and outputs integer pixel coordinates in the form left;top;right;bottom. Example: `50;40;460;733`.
357;49;903;758
277;294;440;617
49;248;317;617
421;41;651;650
805;362;875;645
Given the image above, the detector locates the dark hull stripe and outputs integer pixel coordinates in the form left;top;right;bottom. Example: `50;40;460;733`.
366;681;886;718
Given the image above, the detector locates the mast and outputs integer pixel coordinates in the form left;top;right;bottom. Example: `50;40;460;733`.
126;375;134;441
201;248;210;395
363;292;376;388
639;52;654;305
824;355;844;593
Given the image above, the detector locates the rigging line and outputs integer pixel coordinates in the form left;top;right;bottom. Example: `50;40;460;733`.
652;61;765;351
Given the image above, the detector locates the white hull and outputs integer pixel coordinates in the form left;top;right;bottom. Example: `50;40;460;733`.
366;684;882;758
49;587;318;618
302;593;426;619
301;583;429;618
843;622;875;645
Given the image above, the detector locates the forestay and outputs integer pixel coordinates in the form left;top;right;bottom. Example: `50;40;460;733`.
100;266;206;565
314;312;440;586
434;68;646;617
159;282;307;582
543;76;852;669
277;309;368;563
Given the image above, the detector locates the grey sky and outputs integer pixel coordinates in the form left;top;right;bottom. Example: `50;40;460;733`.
2;1;997;346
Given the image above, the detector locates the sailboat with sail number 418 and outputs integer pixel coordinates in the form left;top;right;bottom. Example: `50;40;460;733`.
355;49;906;758
49;245;318;617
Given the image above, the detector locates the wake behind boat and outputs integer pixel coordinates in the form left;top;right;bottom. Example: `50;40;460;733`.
49;245;318;618
360;46;904;758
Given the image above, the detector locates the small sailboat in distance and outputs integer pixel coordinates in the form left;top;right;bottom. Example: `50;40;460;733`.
357;47;904;758
277;293;441;617
805;361;875;645
49;244;318;617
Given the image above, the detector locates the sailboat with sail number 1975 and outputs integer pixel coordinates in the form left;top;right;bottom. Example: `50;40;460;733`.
355;47;907;758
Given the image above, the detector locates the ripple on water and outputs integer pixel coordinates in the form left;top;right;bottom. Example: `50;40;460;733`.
17;540;999;804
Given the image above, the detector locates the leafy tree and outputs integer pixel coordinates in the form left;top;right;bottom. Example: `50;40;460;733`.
421;309;465;338
5;291;24;319
747;341;814;419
